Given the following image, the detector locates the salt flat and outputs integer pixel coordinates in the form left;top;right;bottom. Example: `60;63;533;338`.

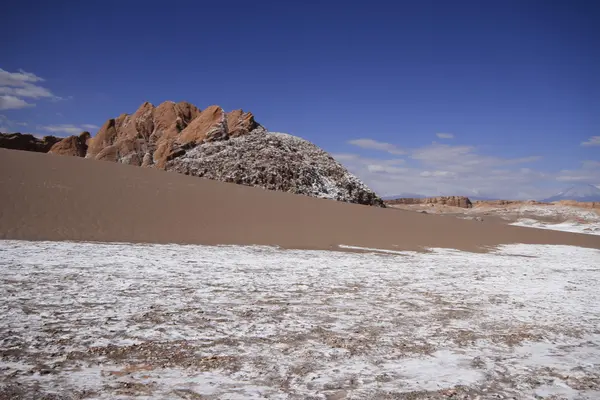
1;240;600;399
511;218;600;236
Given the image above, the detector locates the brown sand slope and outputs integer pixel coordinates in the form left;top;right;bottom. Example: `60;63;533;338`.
1;148;599;251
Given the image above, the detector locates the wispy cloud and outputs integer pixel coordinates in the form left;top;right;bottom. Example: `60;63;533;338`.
556;160;600;183
0;114;29;128
581;136;600;147
411;143;541;172
335;138;549;199
419;170;456;178
435;133;454;139
582;160;600;169
348;138;406;155
0;95;33;110
0;114;30;133
40;123;99;136
0;68;63;110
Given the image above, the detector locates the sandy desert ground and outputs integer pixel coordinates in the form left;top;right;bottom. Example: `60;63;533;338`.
1;149;600;252
1;240;600;399
1;149;600;399
387;203;600;237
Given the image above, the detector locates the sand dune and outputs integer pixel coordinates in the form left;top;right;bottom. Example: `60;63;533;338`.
1;148;599;251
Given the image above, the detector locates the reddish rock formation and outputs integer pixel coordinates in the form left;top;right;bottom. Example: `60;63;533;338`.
48;132;91;157
0;132;61;153
86;101;256;169
226;109;258;137
386;196;473;208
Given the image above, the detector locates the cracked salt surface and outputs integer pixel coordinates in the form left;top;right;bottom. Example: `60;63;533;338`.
1;240;600;399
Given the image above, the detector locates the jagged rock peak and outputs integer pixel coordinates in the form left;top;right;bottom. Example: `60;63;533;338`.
86;101;255;168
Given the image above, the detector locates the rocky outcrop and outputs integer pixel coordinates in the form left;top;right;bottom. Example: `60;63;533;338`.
54;101;383;206
85;101;258;169
48;132;90;157
168;130;384;206
1;102;384;206
0;132;61;153
386;196;473;208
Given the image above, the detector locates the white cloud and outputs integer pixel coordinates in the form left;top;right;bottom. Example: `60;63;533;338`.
348;138;406;155
0;114;29;127
0;68;62;109
555;160;600;183
40;124;98;136
582;160;600;169
0;95;34;110
436;133;454;139
0;85;54;99
581;136;600;147
411;143;541;174
336;139;549;199
420;170;456;178
366;164;408;174
0;69;44;86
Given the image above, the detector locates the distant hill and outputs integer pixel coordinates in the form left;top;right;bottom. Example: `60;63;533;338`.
542;184;600;202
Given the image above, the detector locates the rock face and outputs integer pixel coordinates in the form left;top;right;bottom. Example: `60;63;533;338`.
85;101;258;169
48;132;91;157
168;130;385;206
0;132;61;153
4;101;383;206
386;196;473;208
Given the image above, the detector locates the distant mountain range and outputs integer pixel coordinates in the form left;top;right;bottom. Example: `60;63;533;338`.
542;184;600;203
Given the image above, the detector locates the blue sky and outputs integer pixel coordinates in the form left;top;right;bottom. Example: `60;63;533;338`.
1;0;599;199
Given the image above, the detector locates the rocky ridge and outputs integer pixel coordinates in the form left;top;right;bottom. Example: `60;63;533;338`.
0;101;384;207
0;132;61;153
386;196;473;208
